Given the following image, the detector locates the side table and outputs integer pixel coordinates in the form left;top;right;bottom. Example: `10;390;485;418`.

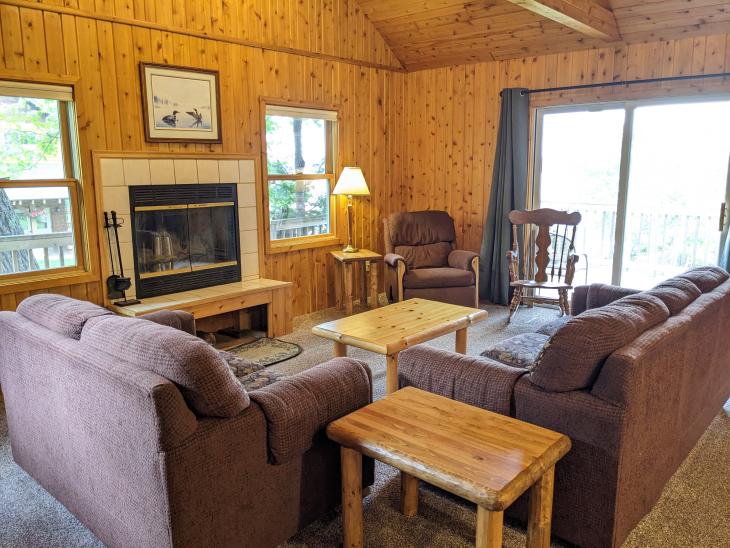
327;387;572;548
331;249;383;315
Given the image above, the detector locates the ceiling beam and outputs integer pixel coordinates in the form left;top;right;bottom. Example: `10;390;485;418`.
505;0;621;41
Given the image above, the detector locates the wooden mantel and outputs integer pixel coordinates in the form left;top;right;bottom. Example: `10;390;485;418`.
109;278;293;337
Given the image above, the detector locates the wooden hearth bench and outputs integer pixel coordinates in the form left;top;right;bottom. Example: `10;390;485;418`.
108;278;293;337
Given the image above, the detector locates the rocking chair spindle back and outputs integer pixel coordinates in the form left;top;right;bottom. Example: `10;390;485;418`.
507;208;582;322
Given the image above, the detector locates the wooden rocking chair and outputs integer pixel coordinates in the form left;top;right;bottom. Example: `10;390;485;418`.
507;208;582;322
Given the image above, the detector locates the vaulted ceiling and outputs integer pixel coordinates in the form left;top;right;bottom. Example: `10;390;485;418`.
356;0;730;70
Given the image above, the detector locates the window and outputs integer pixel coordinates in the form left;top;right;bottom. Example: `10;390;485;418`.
534;97;730;288
262;102;338;251
0;81;84;280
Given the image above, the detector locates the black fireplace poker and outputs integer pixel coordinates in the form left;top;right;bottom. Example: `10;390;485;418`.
103;210;140;307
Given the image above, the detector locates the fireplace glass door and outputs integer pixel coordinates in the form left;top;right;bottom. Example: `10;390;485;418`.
133;203;238;279
134;206;191;278
188;203;238;270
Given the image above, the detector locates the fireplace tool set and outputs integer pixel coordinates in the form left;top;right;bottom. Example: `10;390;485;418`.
104;211;140;307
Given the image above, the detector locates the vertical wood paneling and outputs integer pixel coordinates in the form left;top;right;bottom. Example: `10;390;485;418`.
401;32;730;255
2;1;728;318
0;0;405;315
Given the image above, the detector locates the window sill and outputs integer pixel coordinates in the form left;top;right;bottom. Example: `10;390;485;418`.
265;235;343;254
0;268;98;295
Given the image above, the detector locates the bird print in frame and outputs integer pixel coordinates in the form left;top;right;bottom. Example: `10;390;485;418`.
140;63;222;143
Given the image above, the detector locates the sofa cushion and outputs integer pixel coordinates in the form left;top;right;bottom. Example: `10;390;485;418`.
645;277;702;315
388;210;456;246
530;294;670;392
481;333;550;369
535;316;571;336
16;294;113;340
403;267;475;289
676;266;729;293
395;242;453;269
81;315;249;417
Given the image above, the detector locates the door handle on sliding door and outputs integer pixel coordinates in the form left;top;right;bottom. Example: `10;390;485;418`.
720;202;727;232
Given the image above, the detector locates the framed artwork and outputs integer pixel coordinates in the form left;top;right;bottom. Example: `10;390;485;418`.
140;63;222;143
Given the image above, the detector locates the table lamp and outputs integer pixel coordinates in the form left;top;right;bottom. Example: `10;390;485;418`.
333;167;370;253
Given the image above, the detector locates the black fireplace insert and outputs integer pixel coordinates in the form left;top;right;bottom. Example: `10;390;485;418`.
130;184;240;298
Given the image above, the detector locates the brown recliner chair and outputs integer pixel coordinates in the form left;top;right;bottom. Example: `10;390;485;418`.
383;210;479;307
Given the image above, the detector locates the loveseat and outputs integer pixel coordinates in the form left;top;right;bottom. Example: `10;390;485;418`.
0;295;374;547
397;266;730;548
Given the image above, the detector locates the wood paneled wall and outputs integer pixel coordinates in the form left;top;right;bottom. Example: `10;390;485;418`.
401;33;730;253
0;0;405;316
2;0;729;317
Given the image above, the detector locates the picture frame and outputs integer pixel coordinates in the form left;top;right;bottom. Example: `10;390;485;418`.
139;63;222;143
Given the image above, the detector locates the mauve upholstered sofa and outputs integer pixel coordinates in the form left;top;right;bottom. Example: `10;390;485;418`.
398;266;730;548
0;295;374;548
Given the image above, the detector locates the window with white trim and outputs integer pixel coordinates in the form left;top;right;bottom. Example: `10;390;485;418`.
0;81;84;279
263;103;337;248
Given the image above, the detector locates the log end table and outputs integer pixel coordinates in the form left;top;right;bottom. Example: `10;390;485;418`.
327;387;572;548
331;249;383;316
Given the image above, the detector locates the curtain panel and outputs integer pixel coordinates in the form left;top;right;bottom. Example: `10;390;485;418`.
479;88;529;305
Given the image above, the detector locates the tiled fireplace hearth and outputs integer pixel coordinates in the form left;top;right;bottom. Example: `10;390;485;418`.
95;153;262;302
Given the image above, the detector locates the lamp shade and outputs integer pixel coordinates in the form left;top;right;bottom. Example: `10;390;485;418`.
333;167;370;196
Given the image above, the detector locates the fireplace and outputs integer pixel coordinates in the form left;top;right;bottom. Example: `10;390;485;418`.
130;184;241;298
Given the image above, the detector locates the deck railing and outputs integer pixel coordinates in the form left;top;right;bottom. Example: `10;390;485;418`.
271;214;329;240
0;231;75;274
543;202;721;285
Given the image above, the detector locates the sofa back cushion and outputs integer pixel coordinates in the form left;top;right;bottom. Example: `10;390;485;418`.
530;293;669;392
82;315;249;417
17;293;113;339
676;266;729;293
645;277;701;316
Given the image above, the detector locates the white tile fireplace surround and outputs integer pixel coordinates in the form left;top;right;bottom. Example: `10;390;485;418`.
94;153;262;302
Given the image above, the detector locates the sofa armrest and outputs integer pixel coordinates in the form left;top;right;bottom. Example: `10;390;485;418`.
142;309;196;335
384;253;406;269
398;345;526;415
586;283;641;310
248;358;372;464
571;286;589;315
448;249;479;271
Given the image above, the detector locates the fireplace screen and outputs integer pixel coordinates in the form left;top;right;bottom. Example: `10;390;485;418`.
130;184;240;298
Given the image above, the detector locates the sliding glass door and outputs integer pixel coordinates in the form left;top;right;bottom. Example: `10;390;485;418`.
534;97;730;289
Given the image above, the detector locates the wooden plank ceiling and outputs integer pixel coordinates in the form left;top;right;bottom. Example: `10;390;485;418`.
356;0;730;70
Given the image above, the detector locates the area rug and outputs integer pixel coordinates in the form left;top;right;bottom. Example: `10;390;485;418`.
224;337;302;367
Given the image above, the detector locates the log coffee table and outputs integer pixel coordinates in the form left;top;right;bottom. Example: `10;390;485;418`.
311;298;487;394
327;387;571;548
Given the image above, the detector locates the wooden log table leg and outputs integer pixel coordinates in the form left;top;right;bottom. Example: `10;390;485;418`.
341;447;364;548
455;327;468;354
335;261;343;310
400;472;418;517
476;507;503;548
527;466;555;548
368;260;379;308
360;263;367;308
334;341;348;358
343;262;354;315
386;354;399;394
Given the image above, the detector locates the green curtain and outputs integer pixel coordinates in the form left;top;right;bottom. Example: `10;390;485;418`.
479;88;529;305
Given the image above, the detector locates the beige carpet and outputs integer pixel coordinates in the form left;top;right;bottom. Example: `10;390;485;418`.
1;304;729;547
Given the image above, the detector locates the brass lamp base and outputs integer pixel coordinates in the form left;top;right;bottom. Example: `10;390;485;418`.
342;195;358;253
